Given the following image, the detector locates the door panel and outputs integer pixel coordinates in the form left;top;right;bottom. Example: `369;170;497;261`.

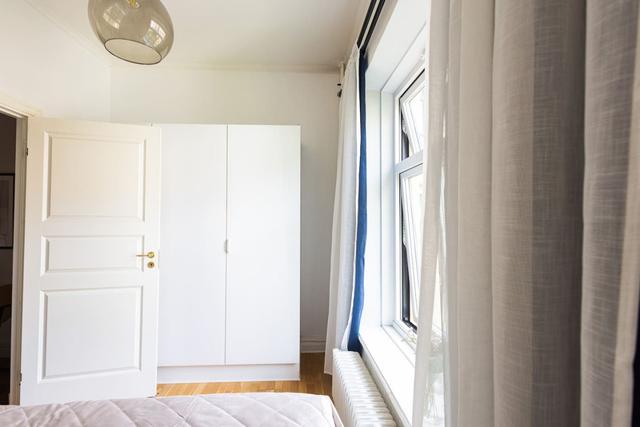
21;118;161;405
45;236;143;273
43;287;141;378
226;125;300;365
47;136;144;218
158;124;227;367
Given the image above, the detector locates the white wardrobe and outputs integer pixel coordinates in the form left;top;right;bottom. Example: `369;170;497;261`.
157;124;300;383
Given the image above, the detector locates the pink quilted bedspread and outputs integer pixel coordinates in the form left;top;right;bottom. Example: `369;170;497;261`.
0;392;342;426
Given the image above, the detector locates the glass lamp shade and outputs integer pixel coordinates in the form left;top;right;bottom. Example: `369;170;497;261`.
88;0;174;65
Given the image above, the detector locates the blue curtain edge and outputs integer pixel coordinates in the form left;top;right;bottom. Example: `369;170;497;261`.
347;51;369;353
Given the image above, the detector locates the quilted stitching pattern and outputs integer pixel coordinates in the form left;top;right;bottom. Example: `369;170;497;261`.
0;393;338;427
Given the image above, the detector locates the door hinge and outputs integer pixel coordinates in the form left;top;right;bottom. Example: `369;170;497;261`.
19;372;22;384
224;239;229;253
25;146;29;156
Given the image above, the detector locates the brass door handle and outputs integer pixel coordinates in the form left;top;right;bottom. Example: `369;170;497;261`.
136;251;155;259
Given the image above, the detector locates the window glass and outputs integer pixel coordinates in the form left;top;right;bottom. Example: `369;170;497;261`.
400;167;424;326
400;79;426;159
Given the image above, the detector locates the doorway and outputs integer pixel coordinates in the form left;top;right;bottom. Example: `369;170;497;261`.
0;113;16;404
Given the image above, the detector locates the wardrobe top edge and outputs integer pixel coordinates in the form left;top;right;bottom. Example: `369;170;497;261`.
151;123;302;129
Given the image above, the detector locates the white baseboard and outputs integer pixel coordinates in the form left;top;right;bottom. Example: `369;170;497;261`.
300;336;326;353
158;363;300;384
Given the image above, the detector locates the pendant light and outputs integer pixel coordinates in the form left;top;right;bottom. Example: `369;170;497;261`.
88;0;174;65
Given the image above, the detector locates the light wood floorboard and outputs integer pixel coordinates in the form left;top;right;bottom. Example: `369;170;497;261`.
157;353;332;398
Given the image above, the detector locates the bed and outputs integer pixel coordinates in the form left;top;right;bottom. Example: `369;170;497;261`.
0;392;343;426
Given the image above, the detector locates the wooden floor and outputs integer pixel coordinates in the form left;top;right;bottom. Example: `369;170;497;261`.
157;353;332;398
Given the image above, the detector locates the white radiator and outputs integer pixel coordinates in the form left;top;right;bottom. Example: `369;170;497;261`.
332;349;396;427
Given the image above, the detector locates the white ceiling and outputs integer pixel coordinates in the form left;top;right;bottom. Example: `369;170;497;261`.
26;0;368;71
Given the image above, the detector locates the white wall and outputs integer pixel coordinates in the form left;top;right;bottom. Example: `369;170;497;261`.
110;66;339;351
0;1;110;120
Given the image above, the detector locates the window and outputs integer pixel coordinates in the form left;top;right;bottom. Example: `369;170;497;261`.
395;72;426;331
392;69;446;420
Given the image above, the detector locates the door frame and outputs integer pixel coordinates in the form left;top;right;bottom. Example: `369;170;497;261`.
0;91;40;404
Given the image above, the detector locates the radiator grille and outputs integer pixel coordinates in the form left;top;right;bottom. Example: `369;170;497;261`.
332;349;396;427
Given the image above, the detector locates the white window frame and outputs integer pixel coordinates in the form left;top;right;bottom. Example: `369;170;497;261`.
391;68;426;344
356;6;428;421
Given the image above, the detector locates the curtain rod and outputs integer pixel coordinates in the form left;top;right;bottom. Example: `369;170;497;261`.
338;0;386;98
357;0;386;53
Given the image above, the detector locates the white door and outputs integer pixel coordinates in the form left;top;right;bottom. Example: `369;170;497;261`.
158;124;227;367
20;118;161;405
226;125;300;365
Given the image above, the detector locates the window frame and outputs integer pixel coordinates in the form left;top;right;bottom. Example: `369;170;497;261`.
392;69;426;340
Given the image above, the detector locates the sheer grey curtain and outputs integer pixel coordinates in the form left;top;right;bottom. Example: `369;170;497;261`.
413;1;640;425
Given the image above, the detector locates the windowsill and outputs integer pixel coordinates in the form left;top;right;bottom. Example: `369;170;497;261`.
359;326;415;427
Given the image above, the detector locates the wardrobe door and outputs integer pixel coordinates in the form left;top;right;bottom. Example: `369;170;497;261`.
158;124;227;367
226;125;300;365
